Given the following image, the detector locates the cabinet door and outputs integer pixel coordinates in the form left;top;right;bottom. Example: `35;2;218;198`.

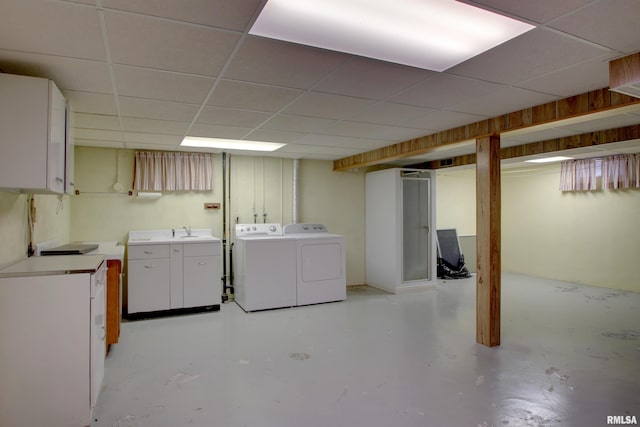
183;255;220;308
48;81;66;193
170;244;183;309
128;259;170;313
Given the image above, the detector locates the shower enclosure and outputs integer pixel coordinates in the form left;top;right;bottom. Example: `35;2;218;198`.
365;168;436;293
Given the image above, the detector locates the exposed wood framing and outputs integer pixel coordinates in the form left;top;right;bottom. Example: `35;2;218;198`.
476;135;501;347
414;124;640;170
333;88;640;171
610;52;640;93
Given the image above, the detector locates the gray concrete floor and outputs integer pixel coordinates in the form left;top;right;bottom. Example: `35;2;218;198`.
92;273;640;427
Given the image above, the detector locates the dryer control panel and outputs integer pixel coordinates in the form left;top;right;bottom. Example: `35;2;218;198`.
235;223;283;236
283;223;328;234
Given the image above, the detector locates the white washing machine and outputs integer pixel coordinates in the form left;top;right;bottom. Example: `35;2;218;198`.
233;223;297;312
283;223;346;306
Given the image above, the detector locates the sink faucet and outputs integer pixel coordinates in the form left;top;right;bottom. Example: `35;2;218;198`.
183;226;192;236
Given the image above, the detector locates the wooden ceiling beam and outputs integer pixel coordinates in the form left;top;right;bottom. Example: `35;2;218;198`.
332;88;640;171
413;124;640;170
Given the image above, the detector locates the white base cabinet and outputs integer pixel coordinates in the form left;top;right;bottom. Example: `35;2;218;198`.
0;256;106;427
128;241;221;314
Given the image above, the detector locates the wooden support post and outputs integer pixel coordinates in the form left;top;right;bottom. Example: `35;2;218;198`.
476;135;501;347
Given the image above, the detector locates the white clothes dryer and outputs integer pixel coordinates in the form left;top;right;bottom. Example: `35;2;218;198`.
283;223;346;306
233;224;297;311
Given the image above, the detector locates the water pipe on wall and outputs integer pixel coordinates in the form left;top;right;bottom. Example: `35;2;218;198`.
292;159;299;224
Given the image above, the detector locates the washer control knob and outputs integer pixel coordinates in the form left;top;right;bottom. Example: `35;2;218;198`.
269;225;276;232
252;226;256;231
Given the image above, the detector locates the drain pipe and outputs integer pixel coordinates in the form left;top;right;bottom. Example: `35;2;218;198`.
292;159;299;224
228;154;234;298
221;152;229;303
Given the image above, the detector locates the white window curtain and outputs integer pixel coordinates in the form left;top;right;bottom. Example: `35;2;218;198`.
602;154;640;190
559;159;597;191
134;151;213;191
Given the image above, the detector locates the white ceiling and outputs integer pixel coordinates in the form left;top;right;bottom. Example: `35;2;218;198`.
1;0;639;165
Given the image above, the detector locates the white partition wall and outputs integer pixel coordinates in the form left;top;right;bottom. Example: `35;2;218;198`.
365;168;436;293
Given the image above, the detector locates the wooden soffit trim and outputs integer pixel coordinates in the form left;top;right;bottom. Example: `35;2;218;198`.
415;124;640;170
333;88;640;171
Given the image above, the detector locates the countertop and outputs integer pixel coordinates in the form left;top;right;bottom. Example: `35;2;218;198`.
128;229;221;245
82;241;125;262
0;255;105;278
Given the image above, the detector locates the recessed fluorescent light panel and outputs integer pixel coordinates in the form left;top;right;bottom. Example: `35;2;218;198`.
181;137;286;152
525;156;574;164
250;0;534;71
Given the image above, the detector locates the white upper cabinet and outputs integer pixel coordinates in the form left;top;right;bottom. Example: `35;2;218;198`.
0;73;71;194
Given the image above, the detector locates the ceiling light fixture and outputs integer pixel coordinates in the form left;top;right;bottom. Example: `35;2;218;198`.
181;137;286;152
525;156;574;164
250;0;534;72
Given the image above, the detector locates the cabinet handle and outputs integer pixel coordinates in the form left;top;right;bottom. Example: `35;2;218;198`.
173;249;181;253
144;265;154;269
197;262;207;266
144;251;153;254
55;177;63;183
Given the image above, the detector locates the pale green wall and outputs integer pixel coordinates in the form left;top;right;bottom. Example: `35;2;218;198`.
436;164;640;293
436;167;476;236
70;147;365;285
502;163;640;292
298;160;365;286
0;191;71;267
70;147;226;243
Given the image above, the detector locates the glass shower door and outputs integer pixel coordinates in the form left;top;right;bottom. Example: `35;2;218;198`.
402;175;431;283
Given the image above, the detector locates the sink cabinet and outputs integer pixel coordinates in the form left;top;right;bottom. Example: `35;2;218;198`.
128;244;171;313
128;241;221;315
183;243;220;308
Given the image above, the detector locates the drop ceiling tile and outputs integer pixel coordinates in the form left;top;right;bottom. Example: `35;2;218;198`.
74;113;121;130
283;92;375;120
113;65;213;104
390;74;503;109
459;0;594;24
416;110;488;131
556;114;640;134
502;127;581;144
313;56;435;100
293;134;392;150
64;91;117;115
118;96;200;121
351;102;441;130
451;86;559;117
260;114;337;133
517;55;612;97
323;121;427;141
223;36;348;89
102;0;262;31
208;80;303;112
0;51;113;94
0;1;105;61
196;106;273;127
123;132;182;145
121;117;190;135
277;144;362;158
550;0;640;53
244;129;308;144
75;128;124;141
449;28;610;85
187;124;252;139
104;10;240;76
